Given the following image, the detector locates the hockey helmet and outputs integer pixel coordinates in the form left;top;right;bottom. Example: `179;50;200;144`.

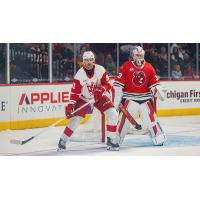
82;51;95;70
132;46;145;67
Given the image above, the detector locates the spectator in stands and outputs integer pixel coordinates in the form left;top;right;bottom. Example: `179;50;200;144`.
182;52;194;69
171;63;184;80
145;47;160;76
184;63;199;80
10;61;21;83
157;45;168;78
104;53;116;75
170;44;184;67
52;43;75;82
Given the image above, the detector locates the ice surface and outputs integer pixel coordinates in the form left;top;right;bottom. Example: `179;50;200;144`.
1;115;200;156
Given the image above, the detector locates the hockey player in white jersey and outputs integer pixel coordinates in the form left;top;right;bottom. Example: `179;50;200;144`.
57;51;120;151
114;46;167;146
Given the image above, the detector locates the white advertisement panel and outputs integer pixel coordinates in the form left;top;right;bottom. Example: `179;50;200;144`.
10;84;72;121
2;81;200;126
0;86;10;122
157;81;200;110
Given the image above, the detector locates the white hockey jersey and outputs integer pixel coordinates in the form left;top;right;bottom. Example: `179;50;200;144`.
69;64;111;103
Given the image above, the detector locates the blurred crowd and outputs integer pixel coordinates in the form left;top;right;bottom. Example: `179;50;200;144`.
0;44;6;83
53;43;74;81
9;43;48;83
0;43;199;84
76;43;117;75
144;43;198;80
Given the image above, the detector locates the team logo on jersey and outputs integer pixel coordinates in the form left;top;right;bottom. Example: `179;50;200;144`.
86;82;96;95
132;71;146;87
130;68;134;72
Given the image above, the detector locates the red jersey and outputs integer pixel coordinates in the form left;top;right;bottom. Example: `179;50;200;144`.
114;61;159;101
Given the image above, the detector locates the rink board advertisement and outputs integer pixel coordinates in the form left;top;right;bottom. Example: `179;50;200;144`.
0;81;200;131
157;81;200;116
10;84;70;120
9;84;72;129
0;86;10;129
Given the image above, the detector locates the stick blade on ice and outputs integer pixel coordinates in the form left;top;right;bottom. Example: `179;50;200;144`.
10;139;23;145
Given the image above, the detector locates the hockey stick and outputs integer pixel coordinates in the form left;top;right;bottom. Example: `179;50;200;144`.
10;99;95;145
118;103;138;144
119;103;137;126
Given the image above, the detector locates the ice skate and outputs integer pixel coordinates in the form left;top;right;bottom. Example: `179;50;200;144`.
106;137;120;151
57;138;66;152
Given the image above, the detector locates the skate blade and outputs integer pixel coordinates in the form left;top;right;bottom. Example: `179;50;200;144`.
107;146;119;151
10;139;22;145
57;148;66;152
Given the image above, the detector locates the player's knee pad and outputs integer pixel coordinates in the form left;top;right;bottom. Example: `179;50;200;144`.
139;100;167;146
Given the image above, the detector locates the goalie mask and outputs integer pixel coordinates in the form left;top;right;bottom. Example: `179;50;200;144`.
132;46;145;67
82;51;95;70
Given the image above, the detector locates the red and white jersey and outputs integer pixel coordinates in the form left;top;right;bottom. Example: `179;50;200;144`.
114;61;159;101
69;64;111;103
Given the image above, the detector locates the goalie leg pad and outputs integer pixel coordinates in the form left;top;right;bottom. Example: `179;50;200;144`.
139;101;167;146
118;99;140;144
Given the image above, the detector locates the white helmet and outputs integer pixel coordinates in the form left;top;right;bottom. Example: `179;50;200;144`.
132;46;145;67
82;51;95;61
82;51;95;70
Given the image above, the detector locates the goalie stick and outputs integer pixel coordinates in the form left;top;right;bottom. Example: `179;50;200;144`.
10;99;95;145
118;103;139;144
119;103;137;127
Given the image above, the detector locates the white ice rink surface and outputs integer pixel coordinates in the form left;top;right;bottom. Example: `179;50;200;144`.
1;115;200;156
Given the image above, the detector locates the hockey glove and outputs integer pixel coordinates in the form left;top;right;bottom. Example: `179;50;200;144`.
151;85;167;101
94;86;106;102
65;103;76;119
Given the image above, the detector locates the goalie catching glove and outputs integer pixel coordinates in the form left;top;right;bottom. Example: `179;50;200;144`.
151;85;167;101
